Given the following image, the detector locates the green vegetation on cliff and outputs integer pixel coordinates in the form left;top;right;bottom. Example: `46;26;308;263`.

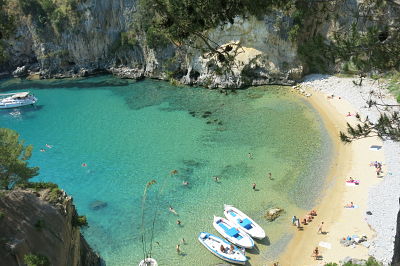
0;128;39;189
24;253;50;266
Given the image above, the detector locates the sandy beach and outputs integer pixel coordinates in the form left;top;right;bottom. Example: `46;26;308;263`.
278;75;399;265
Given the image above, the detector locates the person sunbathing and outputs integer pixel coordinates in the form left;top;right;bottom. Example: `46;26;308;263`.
301;218;307;225
306;215;313;222
344;202;354;208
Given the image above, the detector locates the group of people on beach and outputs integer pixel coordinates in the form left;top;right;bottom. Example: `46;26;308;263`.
291;210;324;260
292;210;317;229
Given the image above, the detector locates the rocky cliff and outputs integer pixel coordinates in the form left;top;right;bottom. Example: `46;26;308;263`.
0;0;304;88
0;0;397;88
393;198;400;266
0;188;100;266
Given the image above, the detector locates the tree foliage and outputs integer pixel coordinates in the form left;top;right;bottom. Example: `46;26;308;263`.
0;128;39;189
24;253;50;266
135;0;291;52
340;83;400;143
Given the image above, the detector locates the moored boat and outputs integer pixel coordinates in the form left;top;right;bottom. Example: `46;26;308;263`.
0;92;37;109
198;232;247;265
213;216;254;249
224;204;266;240
138;258;158;266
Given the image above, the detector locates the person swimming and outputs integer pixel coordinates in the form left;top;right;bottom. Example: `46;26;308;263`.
81;163;87;167
45;144;53;148
169;206;178;215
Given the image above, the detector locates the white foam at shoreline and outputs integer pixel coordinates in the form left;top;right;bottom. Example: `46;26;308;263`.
301;74;400;265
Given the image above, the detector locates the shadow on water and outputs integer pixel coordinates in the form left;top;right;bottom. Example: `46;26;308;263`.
247;243;260;255
0;75;130;91
255;235;271;246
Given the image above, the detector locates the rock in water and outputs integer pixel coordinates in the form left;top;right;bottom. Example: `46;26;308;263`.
265;208;283;221
90;200;108;210
12;66;28;78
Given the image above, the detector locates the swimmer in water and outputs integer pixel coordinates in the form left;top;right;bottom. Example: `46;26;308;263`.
82;163;87;167
169;206;178;215
182;181;189;186
40;149;45;152
45;144;53;148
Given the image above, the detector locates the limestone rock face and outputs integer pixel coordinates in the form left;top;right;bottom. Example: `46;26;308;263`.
1;0;302;87
0;189;100;266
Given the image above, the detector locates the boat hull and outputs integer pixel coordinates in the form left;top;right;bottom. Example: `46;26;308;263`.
224;205;266;240
198;232;246;265
213;216;254;249
0;97;37;109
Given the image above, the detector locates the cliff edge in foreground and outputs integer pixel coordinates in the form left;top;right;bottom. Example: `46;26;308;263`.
0;187;100;266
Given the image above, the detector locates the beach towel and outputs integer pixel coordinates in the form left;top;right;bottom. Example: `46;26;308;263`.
319;241;332;249
346;183;358;187
344;205;359;209
369;145;382;151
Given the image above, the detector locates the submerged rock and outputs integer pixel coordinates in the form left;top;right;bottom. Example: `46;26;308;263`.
265;208;284;221
90;200;108;211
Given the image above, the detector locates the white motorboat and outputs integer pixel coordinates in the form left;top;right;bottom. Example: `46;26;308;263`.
198;232;247;265
213;216;254;249
0;92;37;109
224;204;266;240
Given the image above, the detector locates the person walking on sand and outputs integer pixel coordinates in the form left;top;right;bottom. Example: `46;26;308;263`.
252;183;256;190
317;221;324;234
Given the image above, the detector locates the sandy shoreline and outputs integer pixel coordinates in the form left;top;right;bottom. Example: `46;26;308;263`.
278;75;398;265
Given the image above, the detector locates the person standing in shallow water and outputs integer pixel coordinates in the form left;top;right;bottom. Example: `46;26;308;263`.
252;183;256;190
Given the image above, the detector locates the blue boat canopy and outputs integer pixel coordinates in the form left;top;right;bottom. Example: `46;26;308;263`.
240;218;253;230
226;227;240;237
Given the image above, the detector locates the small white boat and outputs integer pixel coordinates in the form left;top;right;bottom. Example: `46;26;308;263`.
0;92;37;109
198;232;247;265
224;204;266;240
213;216;254;249
138;258;158;266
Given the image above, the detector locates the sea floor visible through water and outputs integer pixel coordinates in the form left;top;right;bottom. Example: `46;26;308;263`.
0;76;332;265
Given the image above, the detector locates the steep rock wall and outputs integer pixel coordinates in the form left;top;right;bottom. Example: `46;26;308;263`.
2;0;302;88
0;189;100;266
393;198;400;265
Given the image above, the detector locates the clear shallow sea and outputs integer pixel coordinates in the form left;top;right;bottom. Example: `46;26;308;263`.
0;76;332;265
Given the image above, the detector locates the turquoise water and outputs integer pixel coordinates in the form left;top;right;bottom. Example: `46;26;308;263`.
0;76;331;265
